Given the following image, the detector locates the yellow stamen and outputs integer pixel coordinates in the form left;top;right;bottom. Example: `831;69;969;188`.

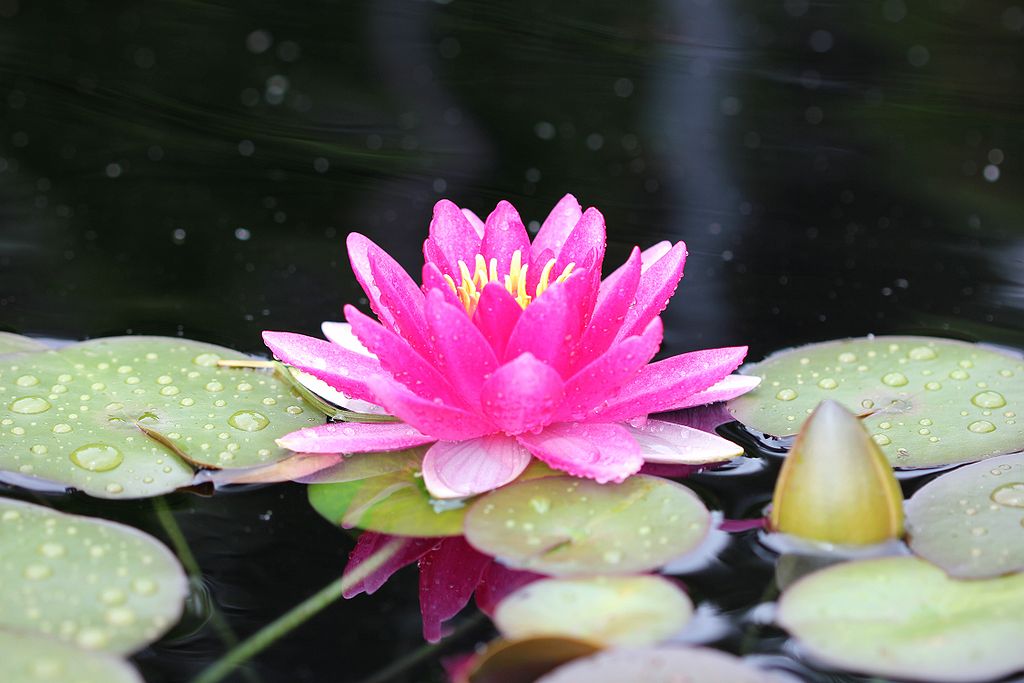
443;249;574;316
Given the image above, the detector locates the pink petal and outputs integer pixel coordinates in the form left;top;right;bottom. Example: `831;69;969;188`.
503;271;591;376
480;354;565;435
421;435;533;499
277;421;435;454
573;247;642;370
424;289;497;406
424;199;482;276
462;208;486;238
367;376;494;441
262;331;380;404
474;563;543;617
553;207;606;276
321;322;375;357
640;241;673;272
671;373;762;410
345;305;464;407
629;419;743;464
556;318;663;422
342;532;437;598
516;422;643;484
617;241;687;341
588;346;749;423
720;517;768;533
291;368;387;415
421;262;464;310
473;282;522;358
531;193;582;258
418;537;491;642
481;200;531;273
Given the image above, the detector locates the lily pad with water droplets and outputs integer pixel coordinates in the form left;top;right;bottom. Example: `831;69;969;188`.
535;646;780;683
0;497;187;654
906;452;1024;578
494;575;693;646
0;336;319;498
776;556;1024;683
727;336;1024;468
463;475;711;576
0;629;142;683
0;333;48;357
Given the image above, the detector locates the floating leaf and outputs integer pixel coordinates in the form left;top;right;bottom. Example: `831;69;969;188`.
0;336;319;498
463;475;710;576
776;556;1024;682
535;646;779;683
494;575;693;646
463;637;600;683
0;629;142;683
907;452;1024;578
0;333;48;356
0;497;187;654
728;336;1024;468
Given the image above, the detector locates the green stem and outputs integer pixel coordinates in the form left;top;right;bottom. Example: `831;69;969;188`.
191;537;407;683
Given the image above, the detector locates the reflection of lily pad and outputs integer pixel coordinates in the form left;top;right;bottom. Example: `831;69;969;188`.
494;575;693;646
0;337;319;498
0;497;187;654
727;336;1024;468
536;646;778;683
907;452;1024;578
465;637;600;683
0;333;48;356
777;556;1024;683
0;629;142;683
464;475;710;576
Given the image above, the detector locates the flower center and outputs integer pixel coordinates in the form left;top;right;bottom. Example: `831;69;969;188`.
443;249;575;316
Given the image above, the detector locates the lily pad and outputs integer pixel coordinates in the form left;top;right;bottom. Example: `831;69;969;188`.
0;336;319;498
727;336;1024;468
776;556;1024;682
463;637;600;683
0;333;48;356
463;475;711;576
0;629;142;683
494;575;693;646
0;497;187;654
906;452;1024;578
536;646;779;683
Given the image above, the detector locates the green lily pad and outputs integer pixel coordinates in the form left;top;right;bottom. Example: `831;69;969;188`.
463;475;710;576
0;336;319;498
727;336;1024;468
0;497;187;654
0;629;142;683
906;452;1024;578
535;646;779;683
0;333;48;356
494;575;693;646
776;556;1024;682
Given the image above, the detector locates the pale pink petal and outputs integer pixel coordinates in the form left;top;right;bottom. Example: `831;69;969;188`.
263;331;380;404
640;240;673;272
629;419;743;464
481;200;531;273
424;199;482;276
290;368;387;415
516;422;643;483
474;563;542;617
418;537;491;642
473;282;522;358
531;193;582;258
587;346;749;423
421;262;464;310
342;532;437;598
479;353;565;435
671;373;762;410
572;247;642;370
504;271;591;376
421;435;532;499
194;453;342;486
462;208;486;238
345;305;465;407
617;241;687;341
367;376;494;441
277;421;434;454
424;289;497;405
321;321;375;357
556;318;663;422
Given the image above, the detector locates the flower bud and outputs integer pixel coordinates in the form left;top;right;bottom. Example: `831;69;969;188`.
770;399;904;545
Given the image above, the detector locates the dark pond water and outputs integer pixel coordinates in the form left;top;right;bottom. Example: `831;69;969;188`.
1;1;1023;681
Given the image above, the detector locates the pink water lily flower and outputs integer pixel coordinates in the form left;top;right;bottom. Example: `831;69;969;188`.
263;195;759;499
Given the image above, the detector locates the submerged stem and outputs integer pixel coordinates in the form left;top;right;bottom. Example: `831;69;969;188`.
190;537;407;683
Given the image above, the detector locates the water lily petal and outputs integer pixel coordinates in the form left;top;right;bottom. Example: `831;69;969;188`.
481;200;531;273
573;247;642;370
617;241;687;341
277;421;435;454
367;376;493;441
422;435;533;499
424;289;498;406
419;537;491;642
422;262;464;310
670;374;762;410
424;199;482;276
479;353;565;434
321;321;375;357
589;346;748;423
473;282;523;358
342;532;437;598
531;193;582;259
504;271;591;376
628;419;743;464
516;422;644;483
262;331;380;403
290;368;387;414
640;240;673;272
553;207;606;277
462;208;486;238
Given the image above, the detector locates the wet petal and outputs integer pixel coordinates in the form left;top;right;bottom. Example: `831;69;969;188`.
639;241;673;272
367;376;493;441
574;247;642;370
516;422;643;484
422;435;533;499
422;262;464;310
424;289;498;406
419;537;491;642
504;271;591;376
480;353;565;435
424;199;482;276
262;331;380;404
462;208;486;238
669;374;762;410
342;532;436;598
531;193;582;259
277;421;434;454
628;419;743;464
481;200;531;273
617;241;687;341
553;207;606;277
321;321;375;357
473;282;523;358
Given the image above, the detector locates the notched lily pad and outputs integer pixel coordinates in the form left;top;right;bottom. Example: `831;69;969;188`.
0;497;187;654
0;336;319;498
728;336;1024;468
494;575;693;646
463;475;711;576
0;629;142;683
907;452;1024;578
536;646;779;683
776;556;1024;683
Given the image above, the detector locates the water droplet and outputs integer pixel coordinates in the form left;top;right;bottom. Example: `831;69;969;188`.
968;420;996;434
286;405;303;415
991;483;1024;508
179;397;195;407
602;550;622;564
228;410;269;432
959;359;974;369
90;382;106;391
23;563;51;580
105;483;124;494
775;388;798;401
105;607;136;626
860;399;875;409
872;434;891;446
75;628;110;650
70;444;124;472
879;421;892;429
156;375;173;385
193;352;221;367
100;588;126;605
817;378;838;390
38;542;65;558
971;391;1007;409
262;397;277;406
925;381;942;391
52;423;72;434
237;382;253;392
205;381;224;392
159;385;180;396
881;372;908;387
529;497;551;514
950;369;970;380
131;577;158;595
30;444;47;455
15;374;39;387
908;346;936;361
837;352;857;363
10;396;51;414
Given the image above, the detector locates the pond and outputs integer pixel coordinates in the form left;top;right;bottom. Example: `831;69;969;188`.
1;1;1023;682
